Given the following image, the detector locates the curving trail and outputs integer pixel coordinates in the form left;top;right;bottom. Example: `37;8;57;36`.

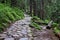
2;14;32;40
0;14;59;40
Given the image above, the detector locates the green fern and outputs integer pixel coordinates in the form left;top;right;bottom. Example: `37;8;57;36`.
0;3;24;32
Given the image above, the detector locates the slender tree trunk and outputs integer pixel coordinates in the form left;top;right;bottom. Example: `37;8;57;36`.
1;0;6;3
11;0;17;7
40;0;45;20
30;0;33;16
32;0;37;16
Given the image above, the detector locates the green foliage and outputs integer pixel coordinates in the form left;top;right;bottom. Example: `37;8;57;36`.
52;23;59;27
44;0;60;23
31;16;50;30
52;22;60;34
13;7;24;19
32;16;45;23
32;16;50;25
51;10;60;23
31;22;41;30
44;20;50;24
54;27;60;34
0;3;24;32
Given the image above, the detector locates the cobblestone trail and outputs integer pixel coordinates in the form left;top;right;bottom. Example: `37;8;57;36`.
1;14;32;40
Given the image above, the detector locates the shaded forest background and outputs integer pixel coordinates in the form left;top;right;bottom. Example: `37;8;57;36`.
0;0;60;22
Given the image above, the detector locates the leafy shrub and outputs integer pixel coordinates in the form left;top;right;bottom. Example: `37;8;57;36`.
0;3;24;32
52;23;59;27
32;16;45;23
54;27;60;34
52;22;60;34
44;20;50;24
32;16;50;25
31;22;41;30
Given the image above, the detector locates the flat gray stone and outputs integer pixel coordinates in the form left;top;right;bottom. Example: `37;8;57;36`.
0;34;6;37
21;30;27;35
3;32;7;34
4;38;14;40
19;38;28;40
12;35;19;37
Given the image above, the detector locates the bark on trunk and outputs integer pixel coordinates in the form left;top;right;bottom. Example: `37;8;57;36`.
30;0;33;16
11;0;17;7
32;0;37;16
40;0;45;20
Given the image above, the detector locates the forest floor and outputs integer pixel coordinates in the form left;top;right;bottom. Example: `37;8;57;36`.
0;14;59;40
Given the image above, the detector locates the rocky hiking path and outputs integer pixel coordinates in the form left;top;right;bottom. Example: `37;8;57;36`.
0;14;32;40
0;14;59;40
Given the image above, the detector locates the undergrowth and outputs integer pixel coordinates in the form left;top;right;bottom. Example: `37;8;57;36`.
52;23;60;34
31;16;60;34
0;3;24;32
31;22;42;30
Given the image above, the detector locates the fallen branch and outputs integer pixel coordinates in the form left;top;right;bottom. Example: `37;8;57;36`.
46;20;53;29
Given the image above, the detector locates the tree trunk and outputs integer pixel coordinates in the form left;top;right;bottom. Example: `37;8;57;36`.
1;0;6;3
11;0;17;7
40;0;45;20
32;0;37;16
30;0;33;16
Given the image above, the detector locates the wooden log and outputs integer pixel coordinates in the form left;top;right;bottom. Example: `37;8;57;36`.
46;20;53;29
